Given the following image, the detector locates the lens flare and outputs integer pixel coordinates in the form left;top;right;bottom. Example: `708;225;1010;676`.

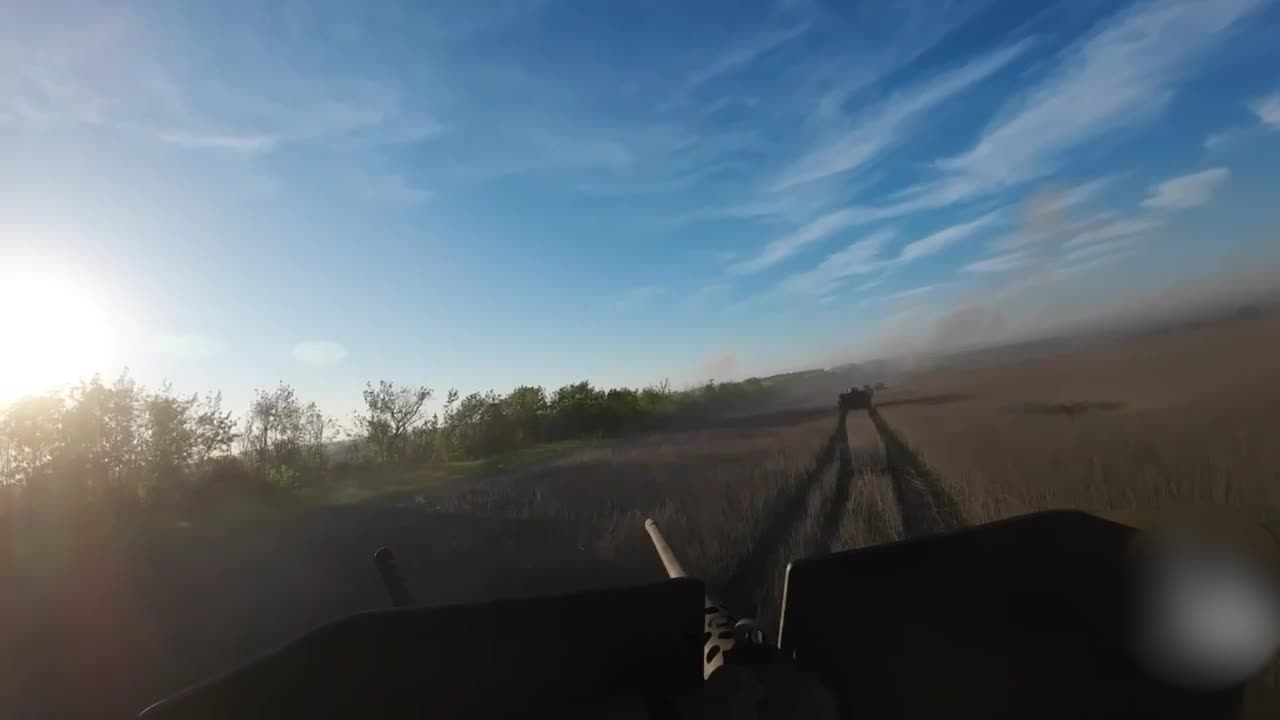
1132;531;1280;690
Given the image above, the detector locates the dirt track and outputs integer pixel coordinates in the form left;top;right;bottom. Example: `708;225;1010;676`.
868;406;965;536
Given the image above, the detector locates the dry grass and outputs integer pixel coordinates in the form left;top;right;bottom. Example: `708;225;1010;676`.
431;409;846;632
835;412;902;550
877;314;1280;526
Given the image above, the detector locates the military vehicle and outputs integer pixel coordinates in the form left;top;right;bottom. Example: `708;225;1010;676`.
137;510;1276;719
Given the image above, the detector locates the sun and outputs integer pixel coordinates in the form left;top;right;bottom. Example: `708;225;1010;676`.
0;260;119;405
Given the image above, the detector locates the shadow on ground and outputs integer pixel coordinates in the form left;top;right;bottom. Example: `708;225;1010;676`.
875;394;972;409
1014;401;1125;417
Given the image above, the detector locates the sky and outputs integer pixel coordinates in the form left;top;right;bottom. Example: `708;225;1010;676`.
1;0;1279;419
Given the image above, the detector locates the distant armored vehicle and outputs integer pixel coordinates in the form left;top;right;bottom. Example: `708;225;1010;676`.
839;384;874;412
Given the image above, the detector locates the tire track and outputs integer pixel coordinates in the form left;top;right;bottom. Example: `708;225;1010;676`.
721;412;845;615
723;398;966;623
836;413;903;550
867;406;965;537
814;414;854;554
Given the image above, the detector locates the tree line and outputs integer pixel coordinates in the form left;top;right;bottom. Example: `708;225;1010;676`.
0;371;774;514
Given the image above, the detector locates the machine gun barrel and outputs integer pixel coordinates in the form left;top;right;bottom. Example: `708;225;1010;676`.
373;547;416;608
644;518;689;579
645;518;759;679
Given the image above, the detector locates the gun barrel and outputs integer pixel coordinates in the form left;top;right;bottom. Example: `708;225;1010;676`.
644;518;688;579
645;518;752;680
373;547;416;608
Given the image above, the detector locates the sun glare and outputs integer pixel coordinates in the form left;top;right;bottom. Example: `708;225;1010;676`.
0;261;119;405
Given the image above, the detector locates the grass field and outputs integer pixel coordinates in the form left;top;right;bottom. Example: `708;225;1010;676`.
4;315;1279;718
877;313;1280;530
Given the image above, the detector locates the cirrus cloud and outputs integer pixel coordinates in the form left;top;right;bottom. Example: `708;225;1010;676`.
1141;167;1229;209
1251;92;1280;128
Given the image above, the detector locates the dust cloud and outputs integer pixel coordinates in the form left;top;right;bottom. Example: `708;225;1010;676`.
831;182;1280;369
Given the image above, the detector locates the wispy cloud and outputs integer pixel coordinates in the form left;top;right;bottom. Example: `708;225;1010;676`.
1141;167;1229;209
293;341;349;367
897;211;1002;263
728;206;874;274
993;177;1114;252
1063;237;1143;264
1250;91;1280;127
727;177;975;275
778;230;891;294
773;40;1029;191
1204;127;1244;150
808;2;992;127
964;251;1031;273
1059;248;1136;277
154;130;279;153
687;23;809;91
937;0;1265;197
1033;177;1112;215
1064;217;1163;247
882;284;940;301
691;172;872;227
3;7;441;155
144;96;441;154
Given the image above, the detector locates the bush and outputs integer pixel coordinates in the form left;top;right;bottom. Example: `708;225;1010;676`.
0;374;339;523
0;369;785;518
265;463;305;491
194;457;264;499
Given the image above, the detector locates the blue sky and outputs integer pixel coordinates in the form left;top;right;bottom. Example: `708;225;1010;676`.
2;0;1279;418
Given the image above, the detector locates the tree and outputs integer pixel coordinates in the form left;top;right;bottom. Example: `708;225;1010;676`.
356;381;431;463
504;385;547;447
549;381;605;439
243;383;305;472
428;388;461;459
142;384;196;501
0;371;243;507
62;375;124;496
191;392;238;466
0;393;65;488
60;371;148;501
638;380;677;416
302;402;338;468
103;372;145;491
408;412;440;462
601;387;641;434
441;390;514;458
441;388;460;418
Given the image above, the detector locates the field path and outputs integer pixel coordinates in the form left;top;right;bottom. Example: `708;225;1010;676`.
813;413;855;554
867;406;965;537
720;411;844;615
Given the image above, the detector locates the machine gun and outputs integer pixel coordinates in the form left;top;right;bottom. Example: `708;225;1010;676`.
138;511;1275;719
